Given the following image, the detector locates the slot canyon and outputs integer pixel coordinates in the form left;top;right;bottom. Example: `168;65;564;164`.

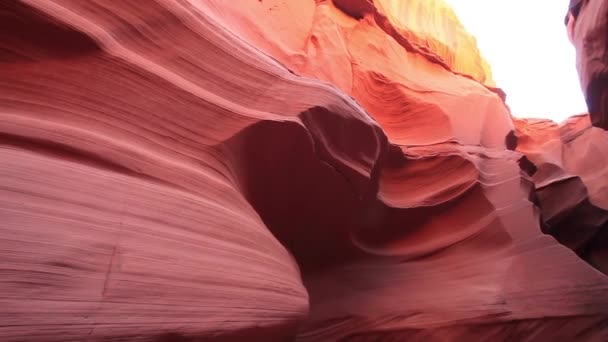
1;0;608;341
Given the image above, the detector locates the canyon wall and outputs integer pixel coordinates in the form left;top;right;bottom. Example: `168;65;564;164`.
1;0;608;341
570;0;608;129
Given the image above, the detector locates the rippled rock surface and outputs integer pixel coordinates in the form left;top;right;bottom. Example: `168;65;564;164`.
1;0;608;341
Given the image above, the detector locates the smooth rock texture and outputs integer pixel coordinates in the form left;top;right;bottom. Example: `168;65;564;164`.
1;0;608;341
570;0;608;129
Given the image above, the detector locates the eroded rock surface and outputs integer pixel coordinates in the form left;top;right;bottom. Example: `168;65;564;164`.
516;115;608;274
1;0;608;341
570;0;608;129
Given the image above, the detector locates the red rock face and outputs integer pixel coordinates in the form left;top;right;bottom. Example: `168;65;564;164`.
516;115;608;274
1;0;608;341
570;0;608;129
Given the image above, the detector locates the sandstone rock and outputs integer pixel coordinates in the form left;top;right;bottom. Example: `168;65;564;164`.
569;0;608;129
516;115;608;274
1;0;608;341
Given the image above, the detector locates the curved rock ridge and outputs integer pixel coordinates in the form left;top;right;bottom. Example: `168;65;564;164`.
199;0;510;148
516;115;608;274
1;0;608;341
298;136;608;340
0;0;383;340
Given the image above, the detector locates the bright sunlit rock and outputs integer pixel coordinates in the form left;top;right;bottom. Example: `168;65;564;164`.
445;0;588;121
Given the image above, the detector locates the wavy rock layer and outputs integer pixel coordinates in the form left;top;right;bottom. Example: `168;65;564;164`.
516;115;608;274
1;0;608;341
1;0;382;339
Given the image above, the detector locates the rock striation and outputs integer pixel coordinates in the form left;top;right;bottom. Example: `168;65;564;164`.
516;115;608;274
1;0;608;341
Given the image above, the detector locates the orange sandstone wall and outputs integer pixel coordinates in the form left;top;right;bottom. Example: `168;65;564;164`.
374;0;495;86
2;0;608;341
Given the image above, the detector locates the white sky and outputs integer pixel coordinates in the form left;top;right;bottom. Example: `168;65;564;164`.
444;0;588;121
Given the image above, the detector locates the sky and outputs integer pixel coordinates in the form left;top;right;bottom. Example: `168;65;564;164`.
444;0;588;122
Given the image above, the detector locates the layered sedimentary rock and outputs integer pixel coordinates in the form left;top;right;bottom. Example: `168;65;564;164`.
346;0;495;86
1;0;608;341
516;115;608;274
